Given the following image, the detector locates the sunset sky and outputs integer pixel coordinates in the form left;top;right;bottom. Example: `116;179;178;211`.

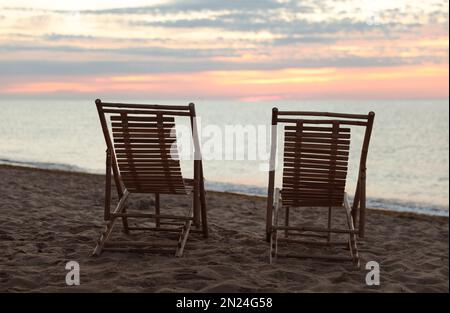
0;0;448;100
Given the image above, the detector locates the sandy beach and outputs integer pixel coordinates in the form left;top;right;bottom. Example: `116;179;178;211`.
0;164;448;292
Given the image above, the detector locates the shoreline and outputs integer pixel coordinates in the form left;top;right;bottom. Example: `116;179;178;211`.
1;164;448;221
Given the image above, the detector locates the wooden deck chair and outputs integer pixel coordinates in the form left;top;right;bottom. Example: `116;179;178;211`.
266;109;375;267
93;99;208;256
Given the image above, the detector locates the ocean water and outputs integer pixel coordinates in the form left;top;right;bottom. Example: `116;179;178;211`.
0;99;448;216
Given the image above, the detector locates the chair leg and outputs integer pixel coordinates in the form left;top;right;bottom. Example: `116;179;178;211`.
327;206;332;243
121;205;130;235
155;193;160;228
344;193;360;269
351;181;360;228
269;188;281;264
198;168;208;238
199;186;208;238
270;218;278;264
175;220;192;257
176;206;194;257
284;207;290;238
347;222;360;269
192;189;201;228
93;191;129;256
193;161;201;228
270;229;276;264
93;217;117;256
269;223;274;264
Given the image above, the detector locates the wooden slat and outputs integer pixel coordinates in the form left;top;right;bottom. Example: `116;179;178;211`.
282;187;345;194
113;130;175;138
118;166;180;171
116;148;178;153
127;226;182;232
286;137;350;145
278;238;349;246
121;173;184;178
282;184;345;192
279;253;354;261
117;159;179;165
114;143;175;149
113;129;175;136
122;172;182;178
102;247;175;253
288;163;348;171
119;169;181;174
123;178;184;184
119;169;180;174
281;190;343;197
274;225;356;234
281;195;344;201
282;201;343;207
277;111;369;120
116;157;180;162
285;132;350;139
104;241;176;248
116;149;177;154
283;173;346;184
105;108;190;116
285;142;350;151
118;163;181;168
284;153;348;161
117;157;179;162
112;122;176;128
100;102;189;110
127;188;187;194
117;155;180;161
111;115;173;122
113;138;177;144
284;147;349;156
112;126;175;132
285;125;351;132
282;191;344;198
283;177;346;185
281;199;343;205
125;181;185;187
122;177;184;183
283;168;347;177
125;185;186;190
284;159;348;167
278;118;367;126
126;185;186;191
286;142;350;151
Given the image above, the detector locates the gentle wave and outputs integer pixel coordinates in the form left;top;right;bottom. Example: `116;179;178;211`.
205;181;449;217
0;157;98;174
2;157;446;217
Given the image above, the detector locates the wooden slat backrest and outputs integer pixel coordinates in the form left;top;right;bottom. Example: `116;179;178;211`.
96;100;193;195
281;120;350;207
266;108;375;239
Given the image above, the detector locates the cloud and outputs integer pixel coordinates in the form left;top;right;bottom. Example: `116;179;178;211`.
80;0;310;14
0;0;447;98
1;55;444;77
0;43;240;58
130;15;414;35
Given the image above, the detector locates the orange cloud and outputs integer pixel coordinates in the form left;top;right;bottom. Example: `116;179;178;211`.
1;64;448;100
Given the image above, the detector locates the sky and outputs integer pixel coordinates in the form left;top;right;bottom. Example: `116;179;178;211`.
0;0;448;101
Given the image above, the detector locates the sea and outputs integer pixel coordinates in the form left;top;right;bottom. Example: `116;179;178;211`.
0;99;448;216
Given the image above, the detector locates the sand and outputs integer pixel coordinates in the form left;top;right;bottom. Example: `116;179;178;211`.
0;165;448;292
